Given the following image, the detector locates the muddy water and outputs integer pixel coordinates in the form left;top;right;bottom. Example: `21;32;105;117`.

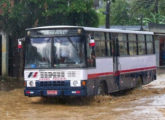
1;71;165;120
1;88;165;120
0;89;119;120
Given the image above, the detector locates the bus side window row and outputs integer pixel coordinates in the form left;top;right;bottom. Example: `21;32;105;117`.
94;32;112;57
138;34;146;55
94;32;106;57
119;34;154;56
87;32;154;58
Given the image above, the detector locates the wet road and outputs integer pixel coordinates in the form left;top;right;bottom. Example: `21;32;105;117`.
1;70;165;120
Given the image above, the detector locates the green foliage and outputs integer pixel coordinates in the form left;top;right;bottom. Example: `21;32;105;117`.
130;0;165;25
0;0;99;38
111;0;130;25
97;0;165;26
130;0;155;20
97;8;106;26
1;0;165;37
143;13;165;25
159;0;165;16
42;0;99;27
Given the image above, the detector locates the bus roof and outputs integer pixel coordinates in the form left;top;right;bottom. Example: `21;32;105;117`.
26;25;154;35
26;26;81;30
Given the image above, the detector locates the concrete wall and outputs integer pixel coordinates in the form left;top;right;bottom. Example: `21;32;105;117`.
149;23;165;34
149;23;165;67
0;31;8;76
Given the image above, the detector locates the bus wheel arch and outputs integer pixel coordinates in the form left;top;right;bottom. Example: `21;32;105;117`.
97;80;108;95
136;75;143;87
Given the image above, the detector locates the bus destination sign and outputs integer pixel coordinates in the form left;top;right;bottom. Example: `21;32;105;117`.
29;29;82;37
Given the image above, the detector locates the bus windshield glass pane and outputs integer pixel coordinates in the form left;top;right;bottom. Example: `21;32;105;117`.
25;38;51;68
53;36;85;68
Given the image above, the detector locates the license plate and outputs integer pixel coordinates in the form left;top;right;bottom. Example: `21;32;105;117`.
47;90;58;95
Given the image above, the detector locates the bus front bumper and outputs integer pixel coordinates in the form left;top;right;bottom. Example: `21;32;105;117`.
24;88;87;97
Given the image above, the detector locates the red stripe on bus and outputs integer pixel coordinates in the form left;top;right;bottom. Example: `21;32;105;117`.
88;66;156;79
119;66;157;74
88;72;113;79
33;72;38;78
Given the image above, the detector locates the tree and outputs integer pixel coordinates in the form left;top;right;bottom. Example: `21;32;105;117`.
130;0;155;22
0;0;99;38
96;0;116;27
143;13;165;25
0;0;99;77
131;0;165;25
111;0;131;25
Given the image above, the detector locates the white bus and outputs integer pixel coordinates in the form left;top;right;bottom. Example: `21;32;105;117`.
23;26;156;97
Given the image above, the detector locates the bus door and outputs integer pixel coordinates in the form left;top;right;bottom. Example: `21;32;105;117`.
111;33;120;88
112;34;119;75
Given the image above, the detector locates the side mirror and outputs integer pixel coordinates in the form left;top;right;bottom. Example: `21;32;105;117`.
18;37;25;49
89;36;95;47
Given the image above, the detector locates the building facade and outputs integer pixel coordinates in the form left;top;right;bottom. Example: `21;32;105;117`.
149;23;165;67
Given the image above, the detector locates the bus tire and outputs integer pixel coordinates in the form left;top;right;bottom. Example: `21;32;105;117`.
97;81;108;95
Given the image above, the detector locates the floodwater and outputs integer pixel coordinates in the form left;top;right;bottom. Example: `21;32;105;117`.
1;70;165;120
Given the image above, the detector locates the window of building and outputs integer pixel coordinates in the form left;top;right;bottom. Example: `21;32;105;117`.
138;34;146;55
146;35;153;54
94;32;106;57
128;34;137;56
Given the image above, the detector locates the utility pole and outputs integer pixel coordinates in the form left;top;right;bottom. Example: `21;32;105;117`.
155;0;158;14
105;0;111;28
140;15;143;31
154;0;158;23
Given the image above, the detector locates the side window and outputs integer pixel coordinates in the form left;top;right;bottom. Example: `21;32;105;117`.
128;34;137;56
105;33;111;56
111;33;117;56
86;32;96;67
138;34;146;55
146;35;154;54
94;32;106;57
118;34;128;56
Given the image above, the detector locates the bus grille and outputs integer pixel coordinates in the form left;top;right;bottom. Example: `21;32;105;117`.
37;81;66;87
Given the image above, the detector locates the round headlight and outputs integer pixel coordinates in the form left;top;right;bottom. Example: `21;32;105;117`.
73;80;78;86
29;81;34;87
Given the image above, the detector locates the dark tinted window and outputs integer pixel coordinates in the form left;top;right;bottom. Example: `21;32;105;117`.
138;34;146;55
146;35;154;54
94;32;106;57
105;33;112;56
118;34;128;56
128;34;137;56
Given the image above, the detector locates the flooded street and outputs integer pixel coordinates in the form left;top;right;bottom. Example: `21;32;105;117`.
1;70;165;120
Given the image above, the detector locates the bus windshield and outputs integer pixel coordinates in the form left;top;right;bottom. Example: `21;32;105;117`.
25;36;85;68
53;36;85;68
25;37;51;68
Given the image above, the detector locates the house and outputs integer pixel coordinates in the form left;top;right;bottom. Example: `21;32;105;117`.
149;23;165;67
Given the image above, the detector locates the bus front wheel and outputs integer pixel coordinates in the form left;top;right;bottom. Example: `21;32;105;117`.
97;81;108;95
